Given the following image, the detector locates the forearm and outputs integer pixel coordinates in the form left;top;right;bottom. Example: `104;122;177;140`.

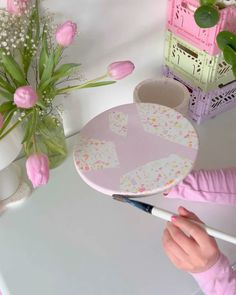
166;168;236;204
191;253;236;295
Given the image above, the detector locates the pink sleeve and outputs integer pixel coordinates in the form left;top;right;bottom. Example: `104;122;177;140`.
166;168;236;204
191;253;236;295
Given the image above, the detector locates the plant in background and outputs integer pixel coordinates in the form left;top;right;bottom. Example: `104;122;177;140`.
194;0;236;77
0;0;135;188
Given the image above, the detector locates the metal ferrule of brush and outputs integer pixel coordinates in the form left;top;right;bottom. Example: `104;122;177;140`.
113;195;153;214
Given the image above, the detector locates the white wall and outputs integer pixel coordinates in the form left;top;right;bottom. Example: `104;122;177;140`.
45;0;168;135
0;0;167;135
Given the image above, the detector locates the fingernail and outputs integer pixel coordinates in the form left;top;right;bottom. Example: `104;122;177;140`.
180;206;188;212
171;215;177;222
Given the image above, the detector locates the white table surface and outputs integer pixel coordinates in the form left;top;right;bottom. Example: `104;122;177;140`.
1;108;236;295
1;0;236;294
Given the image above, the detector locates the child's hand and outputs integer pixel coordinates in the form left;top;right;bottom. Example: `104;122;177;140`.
162;206;220;273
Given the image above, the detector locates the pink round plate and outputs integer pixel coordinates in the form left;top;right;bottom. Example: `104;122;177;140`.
73;103;199;197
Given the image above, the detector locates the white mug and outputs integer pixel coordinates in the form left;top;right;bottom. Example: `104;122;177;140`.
133;77;190;116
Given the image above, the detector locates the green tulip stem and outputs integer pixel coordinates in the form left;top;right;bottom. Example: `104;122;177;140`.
38;127;66;155
57;73;108;94
0;111;32;141
32;134;38;154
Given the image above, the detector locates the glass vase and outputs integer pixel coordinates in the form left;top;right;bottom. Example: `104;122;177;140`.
25;109;68;169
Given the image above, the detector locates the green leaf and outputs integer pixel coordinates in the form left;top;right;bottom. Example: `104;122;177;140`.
194;5;220;28
223;45;236;66
79;81;116;88
22;0;40;75
0;88;14;100
39;28;49;78
0;101;15;113
39;63;81;92
54;46;63;67
0;108;15;136
0;76;15;93
22;109;37;145
200;0;217;4
36;98;47;109
232;65;236;79
217;31;236;51
40;51;54;85
0;51;27;85
34;0;40;42
54;63;81;78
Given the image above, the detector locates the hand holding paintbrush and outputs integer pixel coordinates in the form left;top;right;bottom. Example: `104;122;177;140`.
113;195;236;245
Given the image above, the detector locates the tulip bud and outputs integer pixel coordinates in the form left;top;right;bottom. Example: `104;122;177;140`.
14;86;38;109
7;0;29;15
0;113;3;129
26;153;49;188
55;21;77;47
107;61;135;80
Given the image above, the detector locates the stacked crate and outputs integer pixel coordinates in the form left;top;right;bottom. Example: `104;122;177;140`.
163;0;236;123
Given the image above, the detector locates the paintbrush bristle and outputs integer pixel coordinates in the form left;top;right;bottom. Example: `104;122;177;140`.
112;194;129;203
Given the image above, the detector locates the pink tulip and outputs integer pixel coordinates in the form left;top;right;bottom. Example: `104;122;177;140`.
0;113;3;129
107;61;135;80
55;21;77;47
26;153;49;188
7;0;29;15
14;86;38;109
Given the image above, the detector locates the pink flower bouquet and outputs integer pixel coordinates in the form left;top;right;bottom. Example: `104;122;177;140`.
0;0;135;188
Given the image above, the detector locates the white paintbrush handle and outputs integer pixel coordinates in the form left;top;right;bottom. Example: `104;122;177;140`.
152;207;236;245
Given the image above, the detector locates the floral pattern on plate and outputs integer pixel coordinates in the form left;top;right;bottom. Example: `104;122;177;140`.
120;154;193;194
109;111;128;137
136;104;198;149
74;135;120;171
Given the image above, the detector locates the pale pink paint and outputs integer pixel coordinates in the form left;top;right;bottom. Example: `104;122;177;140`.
74;103;199;196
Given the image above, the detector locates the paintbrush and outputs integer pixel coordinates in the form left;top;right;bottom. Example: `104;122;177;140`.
113;194;236;245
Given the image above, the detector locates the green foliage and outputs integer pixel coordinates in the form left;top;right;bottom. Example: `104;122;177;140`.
223;45;236;66
79;81;116;88
0;50;27;86
194;5;220;28
217;31;236;51
21;109;37;146
39;27;49;78
0;101;15;114
0;0;118;154
0;108;15;136
22;0;40;75
200;0;217;4
194;1;236;78
39;63;81;92
57;80;116;94
232;65;236;77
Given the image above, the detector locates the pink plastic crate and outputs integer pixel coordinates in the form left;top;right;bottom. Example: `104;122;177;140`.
163;66;236;123
167;0;236;56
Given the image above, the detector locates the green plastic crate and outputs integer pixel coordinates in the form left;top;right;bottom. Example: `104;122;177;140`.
164;30;235;92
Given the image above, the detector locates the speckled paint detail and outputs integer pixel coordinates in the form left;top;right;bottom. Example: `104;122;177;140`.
136;104;198;149
120;154;193;194
109;111;128;137
74;135;120;171
73;103;199;196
